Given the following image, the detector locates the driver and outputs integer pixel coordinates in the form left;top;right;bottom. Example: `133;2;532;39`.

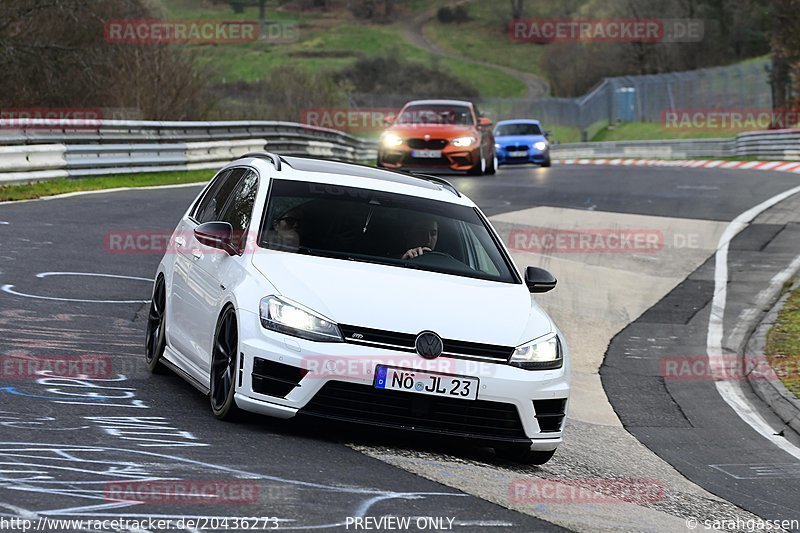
401;217;438;260
265;206;303;252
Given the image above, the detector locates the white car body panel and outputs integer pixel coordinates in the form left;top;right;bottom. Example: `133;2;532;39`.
153;155;571;451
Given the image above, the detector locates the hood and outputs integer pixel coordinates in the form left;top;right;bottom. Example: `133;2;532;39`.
496;134;547;145
386;123;477;139
252;252;552;347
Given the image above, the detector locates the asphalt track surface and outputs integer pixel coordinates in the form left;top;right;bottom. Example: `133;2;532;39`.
1;163;799;532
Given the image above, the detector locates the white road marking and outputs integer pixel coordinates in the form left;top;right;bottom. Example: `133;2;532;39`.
707;183;800;461
2;272;153;304
36;272;153;282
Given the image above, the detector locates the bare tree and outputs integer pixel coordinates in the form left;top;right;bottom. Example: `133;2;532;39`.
510;0;525;18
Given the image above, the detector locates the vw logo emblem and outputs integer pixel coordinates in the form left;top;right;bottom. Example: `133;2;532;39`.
415;331;443;360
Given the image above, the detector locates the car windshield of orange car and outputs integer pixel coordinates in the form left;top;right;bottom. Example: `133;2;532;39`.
495;123;543;136
396;104;474;125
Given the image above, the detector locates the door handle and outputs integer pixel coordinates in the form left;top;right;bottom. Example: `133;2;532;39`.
191;248;203;260
174;236;186;247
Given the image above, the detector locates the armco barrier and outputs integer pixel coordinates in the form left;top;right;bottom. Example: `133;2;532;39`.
552;138;734;160
552;129;800;161
0;119;378;184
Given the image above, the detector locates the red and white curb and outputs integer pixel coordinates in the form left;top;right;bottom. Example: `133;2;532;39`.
554;158;800;173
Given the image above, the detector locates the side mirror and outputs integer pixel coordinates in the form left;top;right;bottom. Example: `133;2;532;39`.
384;115;395;126
544;130;552;139
194;221;235;255
479;117;492;127
524;266;557;293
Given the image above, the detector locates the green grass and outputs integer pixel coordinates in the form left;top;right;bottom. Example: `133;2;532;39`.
158;0;525;97
765;280;800;398
423;2;546;78
590;122;741;142
0;170;210;202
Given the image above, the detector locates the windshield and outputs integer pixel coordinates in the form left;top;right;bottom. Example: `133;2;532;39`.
495;123;543;136
396;104;474;126
259;179;516;283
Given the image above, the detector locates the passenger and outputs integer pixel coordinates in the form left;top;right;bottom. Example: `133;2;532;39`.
266;207;303;251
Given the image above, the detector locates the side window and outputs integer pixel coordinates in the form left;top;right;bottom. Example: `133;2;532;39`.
195;168;247;224
191;169;231;221
219;169;259;251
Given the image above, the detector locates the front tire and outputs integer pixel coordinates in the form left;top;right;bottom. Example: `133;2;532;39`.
541;157;552;168
468;153;486;176
210;306;242;420
486;153;497;175
495;446;556;465
145;275;166;374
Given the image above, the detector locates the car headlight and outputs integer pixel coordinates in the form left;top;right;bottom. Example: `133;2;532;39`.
380;133;403;148
494;143;501;150
452;136;476;147
259;296;342;342
509;334;562;370
534;141;548;151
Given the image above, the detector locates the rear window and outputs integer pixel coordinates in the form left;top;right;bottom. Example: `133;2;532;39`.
258;179;517;284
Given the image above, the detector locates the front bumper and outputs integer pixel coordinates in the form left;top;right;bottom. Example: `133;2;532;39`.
497;147;550;165
378;145;481;172
234;310;569;450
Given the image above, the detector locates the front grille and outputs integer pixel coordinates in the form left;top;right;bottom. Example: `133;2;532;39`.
407;138;448;149
403;155;451;166
505;145;529;152
339;324;514;363
300;381;528;441
533;398;567;432
251;357;307;398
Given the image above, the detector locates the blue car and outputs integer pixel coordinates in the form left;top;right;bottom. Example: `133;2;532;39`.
494;119;551;167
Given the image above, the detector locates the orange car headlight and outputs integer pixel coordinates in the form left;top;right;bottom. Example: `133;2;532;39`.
451;136;477;147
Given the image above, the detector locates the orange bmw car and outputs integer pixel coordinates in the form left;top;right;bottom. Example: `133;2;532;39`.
377;99;497;175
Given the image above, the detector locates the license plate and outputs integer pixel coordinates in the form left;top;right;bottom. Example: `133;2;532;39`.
509;150;528;157
411;149;442;158
374;365;478;400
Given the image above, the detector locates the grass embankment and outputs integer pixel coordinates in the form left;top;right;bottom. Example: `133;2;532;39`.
422;1;546;78
765;281;800;398
0;170;210;202
590;122;749;142
159;0;525;97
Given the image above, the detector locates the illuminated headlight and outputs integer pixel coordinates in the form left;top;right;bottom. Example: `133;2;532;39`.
380;133;403;148
494;143;501;150
259;296;342;342
452;136;476;147
534;141;548;151
510;334;562;370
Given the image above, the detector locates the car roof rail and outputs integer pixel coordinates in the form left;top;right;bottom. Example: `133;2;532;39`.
407;172;461;197
239;152;282;171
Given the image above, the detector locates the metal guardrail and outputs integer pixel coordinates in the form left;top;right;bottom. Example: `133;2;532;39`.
552;138;734;159
552;129;800;161
0;119;378;185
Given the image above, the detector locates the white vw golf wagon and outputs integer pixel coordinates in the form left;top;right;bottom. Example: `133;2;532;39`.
146;153;569;463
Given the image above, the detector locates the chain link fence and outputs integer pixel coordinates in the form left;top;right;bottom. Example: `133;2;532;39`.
348;59;772;140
